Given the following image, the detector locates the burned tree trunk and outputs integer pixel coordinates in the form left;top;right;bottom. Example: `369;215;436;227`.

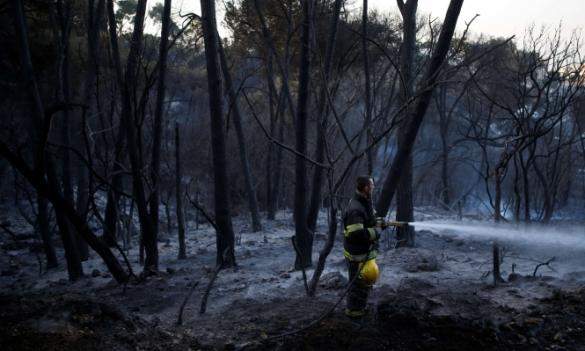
121;0;159;272
492;242;504;285
493;150;511;223
362;0;374;175
1;141;129;283
75;164;90;259
293;0;314;270
307;0;343;234
436;85;451;210
175;123;186;259
375;0;465;216
103;119;126;247
494;169;503;223
37;0;85;280
103;0;126;247
9;0;127;283
200;0;236;267
265;55;276;219
37;194;58;269
46;158;84;280
268;118;285;220
150;0;172;239
75;0;106;261
394;0;417;247
54;0;89;267
218;40;262;232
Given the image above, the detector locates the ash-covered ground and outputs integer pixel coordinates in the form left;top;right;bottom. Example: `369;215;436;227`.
1;206;585;350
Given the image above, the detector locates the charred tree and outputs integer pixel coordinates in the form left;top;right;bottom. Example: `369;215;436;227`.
265;54;276;219
1;141;129;283
48;0;85;280
293;0;314;270
150;0;172;240
37;194;58;269
200;0;236;267
307;0;343;234
175;123;186;259
76;0;106;260
375;0;465;217
268;117;285;220
492;242;504;285
362;0;374;175
218;40;262;232
120;0;159;272
46;159;84;280
394;0;417;247
8;0;127;283
103;0;126;247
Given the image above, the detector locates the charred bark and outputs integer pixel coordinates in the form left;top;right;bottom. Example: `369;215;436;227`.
121;0;159;272
9;0;127;283
362;0;374;175
375;0;465;217
175;124;186;259
37;194;58;269
150;0;172;239
200;0;236;267
395;0;417;247
293;0;314;270
218;40;262;232
307;0;343;234
103;0;126;247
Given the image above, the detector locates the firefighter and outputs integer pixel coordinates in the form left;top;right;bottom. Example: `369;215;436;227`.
342;175;380;318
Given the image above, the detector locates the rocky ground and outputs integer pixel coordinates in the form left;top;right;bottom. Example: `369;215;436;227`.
1;207;585;350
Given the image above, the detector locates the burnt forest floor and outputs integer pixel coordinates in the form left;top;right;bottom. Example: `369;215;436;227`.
1;207;585;350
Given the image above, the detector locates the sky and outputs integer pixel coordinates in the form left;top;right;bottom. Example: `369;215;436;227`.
163;0;583;40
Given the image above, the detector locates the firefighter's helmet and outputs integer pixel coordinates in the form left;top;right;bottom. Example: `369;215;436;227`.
358;259;379;286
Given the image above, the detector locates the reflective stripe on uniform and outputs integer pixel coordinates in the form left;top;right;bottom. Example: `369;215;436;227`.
344;223;364;237
368;228;376;241
345;308;367;317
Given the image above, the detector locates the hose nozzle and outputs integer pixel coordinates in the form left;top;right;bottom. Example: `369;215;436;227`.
376;218;409;228
386;220;408;227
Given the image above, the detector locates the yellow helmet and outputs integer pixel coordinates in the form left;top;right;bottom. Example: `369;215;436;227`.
358;259;379;286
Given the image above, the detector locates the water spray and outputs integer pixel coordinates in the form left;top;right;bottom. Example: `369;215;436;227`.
410;221;585;250
377;219;585;250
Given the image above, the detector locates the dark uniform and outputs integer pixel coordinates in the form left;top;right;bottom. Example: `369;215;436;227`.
342;192;379;317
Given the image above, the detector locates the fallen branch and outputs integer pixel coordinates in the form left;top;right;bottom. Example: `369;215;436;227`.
86;200;138;285
176;281;200;325
199;266;221;315
533;257;556;277
113;240;138;283
199;247;230;315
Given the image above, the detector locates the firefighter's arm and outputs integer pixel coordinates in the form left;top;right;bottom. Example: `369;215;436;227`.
345;212;378;243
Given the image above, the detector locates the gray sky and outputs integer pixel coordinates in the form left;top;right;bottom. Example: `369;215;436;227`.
404;0;583;39
168;0;583;39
